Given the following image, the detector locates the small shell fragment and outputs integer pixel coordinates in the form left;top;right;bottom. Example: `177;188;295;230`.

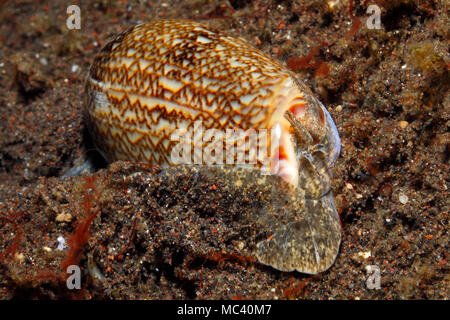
399;194;409;204
84;20;341;274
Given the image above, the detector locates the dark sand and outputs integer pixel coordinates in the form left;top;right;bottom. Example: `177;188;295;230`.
0;0;448;299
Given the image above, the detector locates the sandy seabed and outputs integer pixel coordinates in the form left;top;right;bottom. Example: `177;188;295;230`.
0;0;448;299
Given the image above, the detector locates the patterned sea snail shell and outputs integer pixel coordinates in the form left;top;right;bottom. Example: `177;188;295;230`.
85;20;341;273
85;19;340;192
